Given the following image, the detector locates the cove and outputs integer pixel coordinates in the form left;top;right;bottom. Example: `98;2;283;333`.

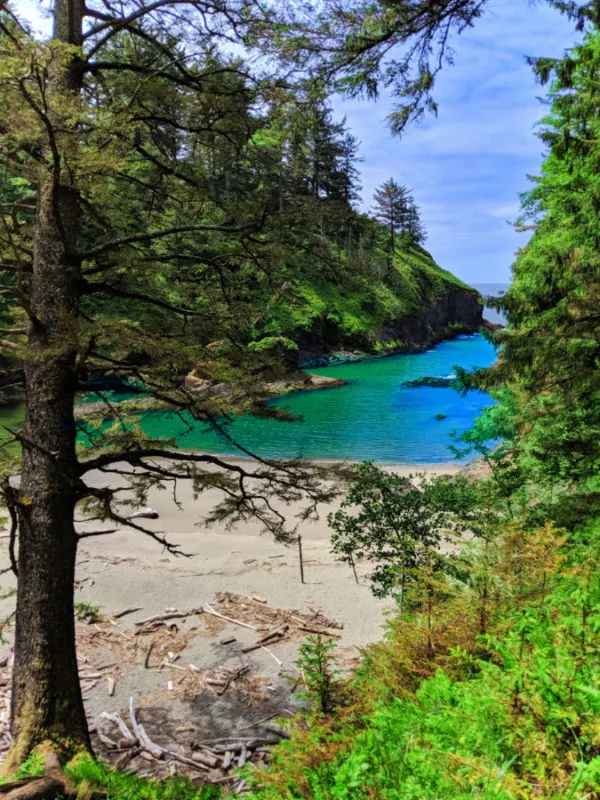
135;333;497;464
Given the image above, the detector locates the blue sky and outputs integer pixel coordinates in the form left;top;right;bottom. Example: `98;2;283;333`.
335;0;580;284
17;0;580;284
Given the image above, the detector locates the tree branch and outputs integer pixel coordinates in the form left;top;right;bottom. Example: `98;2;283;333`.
80;223;249;259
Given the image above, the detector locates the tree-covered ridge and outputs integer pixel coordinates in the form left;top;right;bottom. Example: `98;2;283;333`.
0;23;475;373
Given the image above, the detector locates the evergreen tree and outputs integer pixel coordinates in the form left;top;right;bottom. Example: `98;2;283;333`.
338;132;363;207
372;178;410;256
403;196;427;245
0;0;338;770
470;29;600;524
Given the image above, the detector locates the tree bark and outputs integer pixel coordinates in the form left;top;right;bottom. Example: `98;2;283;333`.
6;0;90;768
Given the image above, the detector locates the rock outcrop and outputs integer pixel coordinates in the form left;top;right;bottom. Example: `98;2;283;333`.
379;287;483;350
297;286;484;364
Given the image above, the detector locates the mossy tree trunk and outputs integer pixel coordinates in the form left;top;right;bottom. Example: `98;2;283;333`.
6;0;90;769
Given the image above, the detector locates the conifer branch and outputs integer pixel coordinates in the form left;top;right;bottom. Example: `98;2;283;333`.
80;223;248;259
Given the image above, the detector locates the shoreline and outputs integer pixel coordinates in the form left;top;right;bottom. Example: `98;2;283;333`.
0;455;465;773
0;324;496;413
298;325;491;371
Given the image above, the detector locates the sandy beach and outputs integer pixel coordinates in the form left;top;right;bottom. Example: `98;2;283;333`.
0;458;461;776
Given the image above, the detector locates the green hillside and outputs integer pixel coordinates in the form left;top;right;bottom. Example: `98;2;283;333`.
265;240;481;357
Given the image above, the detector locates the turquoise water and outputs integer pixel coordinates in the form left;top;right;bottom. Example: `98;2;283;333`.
136;334;497;464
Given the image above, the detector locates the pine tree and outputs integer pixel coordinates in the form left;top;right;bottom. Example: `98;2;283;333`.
403;196;427;245
372;178;410;257
0;0;337;770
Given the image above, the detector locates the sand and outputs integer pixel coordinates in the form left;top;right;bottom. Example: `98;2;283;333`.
0;459;460;765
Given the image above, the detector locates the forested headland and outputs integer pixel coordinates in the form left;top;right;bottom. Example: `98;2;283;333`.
0;0;599;799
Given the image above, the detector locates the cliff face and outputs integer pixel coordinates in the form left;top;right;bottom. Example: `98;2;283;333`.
379;287;483;349
288;244;484;363
296;285;484;363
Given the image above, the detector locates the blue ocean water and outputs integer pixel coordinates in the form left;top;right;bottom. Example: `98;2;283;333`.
138;333;497;464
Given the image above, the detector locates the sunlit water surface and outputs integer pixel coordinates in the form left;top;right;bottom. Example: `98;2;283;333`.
137;334;497;464
0;334;497;464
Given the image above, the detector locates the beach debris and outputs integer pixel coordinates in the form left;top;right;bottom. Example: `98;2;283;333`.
207;593;344;649
297;625;341;639
260;646;282;666
220;635;237;645
134;609;202;628
217;665;250;696
113;606;143;620
242;625;289;653
129;697;164;759
144;640;155;669
203;604;256;631
98;698;286;793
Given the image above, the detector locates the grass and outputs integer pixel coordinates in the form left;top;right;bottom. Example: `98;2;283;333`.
275;243;478;348
74;602;102;623
65;756;222;799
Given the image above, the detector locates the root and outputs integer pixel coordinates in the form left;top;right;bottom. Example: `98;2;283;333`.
0;743;77;800
0;776;72;800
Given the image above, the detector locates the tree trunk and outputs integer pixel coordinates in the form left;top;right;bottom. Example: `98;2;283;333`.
6;0;90;768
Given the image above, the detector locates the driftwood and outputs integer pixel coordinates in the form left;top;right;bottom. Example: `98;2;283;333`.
100;711;136;744
297;625;342;639
260;646;282;666
113;606;143;619
113;746;141;770
160;747;208;772
242;625;289;654
264;722;291;740
135;609;202;627
191;750;219;769
144;641;155;669
217;665;250;696
97;732;118;749
204;604;256;631
129;697;163;759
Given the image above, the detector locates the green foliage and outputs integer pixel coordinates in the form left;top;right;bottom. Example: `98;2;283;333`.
245;517;600;800
328;462;482;602
486;33;600;476
10;753;45;780
247;337;298;353
65;755;221;799
295;636;342;716
372;178;426;256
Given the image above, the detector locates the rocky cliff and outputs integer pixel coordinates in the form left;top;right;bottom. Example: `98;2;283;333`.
378;287;483;350
280;244;485;365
